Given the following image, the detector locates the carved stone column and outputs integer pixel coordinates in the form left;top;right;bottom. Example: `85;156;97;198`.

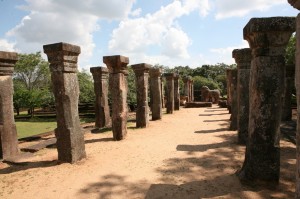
161;79;165;108
191;80;194;102
238;17;295;183
226;69;232;113
103;55;129;140
174;74;180;110
150;68;162;120
43;42;86;163
0;51;19;160
165;73;175;114
183;76;190;102
132;63;150;128
90;67;111;128
232;48;252;144
228;69;238;130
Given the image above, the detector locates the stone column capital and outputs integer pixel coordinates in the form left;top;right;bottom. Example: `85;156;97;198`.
103;55;129;74
288;0;300;10
43;42;80;73
243;17;295;57
149;68;162;78
232;48;252;69
164;73;175;80
174;74;180;80
182;76;191;83
90;66;109;80
0;51;18;76
131;63;151;75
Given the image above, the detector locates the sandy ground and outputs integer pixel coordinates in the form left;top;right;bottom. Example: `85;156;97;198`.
0;105;296;199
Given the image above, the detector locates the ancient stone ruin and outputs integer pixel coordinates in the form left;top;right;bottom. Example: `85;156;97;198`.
232;48;251;144
227;69;238;131
132;63;151;128
90;67;111;128
43;42;86;163
183;76;191;102
165;73;175;114
149;68;163;120
174;74;180;110
282;63;295;121
103;55;129;140
0;51;19;160
238;17;295;183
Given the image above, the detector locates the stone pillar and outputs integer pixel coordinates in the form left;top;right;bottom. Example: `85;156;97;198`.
191;80;194;102
0;51;19;160
232;48;252;144
161;79;165;109
90;67;111;128
282;64;295;121
183;76;190;102
226;69;232;113
287;1;300;197
174;74;180;110
228;69;238;130
132;63;151;128
238;17;295;183
43;42;86;163
103;55;129;140
150;68;162;120
165;73;175;114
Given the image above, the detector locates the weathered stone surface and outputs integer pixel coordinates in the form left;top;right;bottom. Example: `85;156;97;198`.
282;64;295;121
132;63;151;128
228;69;238;131
90;67;111;128
183;76;191;102
238;17;295;183
150;68;162;120
288;0;300;10
185;102;212;108
43;42;86;163
161;79;165;108
165;73;175;114
103;55;129;140
191;81;194;102
232;48;252;144
174;74;180;110
0;51;19;160
226;69;232;113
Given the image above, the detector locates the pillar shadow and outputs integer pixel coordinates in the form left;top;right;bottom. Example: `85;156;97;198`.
199;113;228;116
85;137;114;144
176;141;233;153
203;119;229;122
194;128;228;134
91;127;112;134
0;160;57;174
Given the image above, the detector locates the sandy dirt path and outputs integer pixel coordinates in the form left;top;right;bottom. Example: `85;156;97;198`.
0;105;296;199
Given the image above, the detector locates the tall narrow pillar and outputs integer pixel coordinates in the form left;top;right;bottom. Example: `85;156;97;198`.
287;1;300;197
90;67;111;128
183;76;190;102
232;48;252;144
165;73;175;114
43;42;86;163
132;63;150;128
174;74;180;110
226;69;232;113
191;80;194;102
228;69;238;130
161;79;165;108
103;55;129;140
150;68;162;120
282;64;295;121
0;51;19;160
238;17;295;183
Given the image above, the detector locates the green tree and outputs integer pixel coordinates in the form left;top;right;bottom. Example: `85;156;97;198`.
127;66;137;111
77;70;95;104
285;34;296;65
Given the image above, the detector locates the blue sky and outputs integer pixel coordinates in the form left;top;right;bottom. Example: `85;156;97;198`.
0;0;297;70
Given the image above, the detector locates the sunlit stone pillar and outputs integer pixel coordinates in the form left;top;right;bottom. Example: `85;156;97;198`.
132;63;150;128
103;55;129;140
0;51;19;160
174;74;180;110
165;73;175;114
90;67;111;128
232;48;252;144
150;68;162;120
183;76;190;102
228;69;238;131
43;42;86;163
238;17;295;183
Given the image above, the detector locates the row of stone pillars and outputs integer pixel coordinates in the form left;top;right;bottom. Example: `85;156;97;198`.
0;44;190;163
226;16;295;185
183;76;194;102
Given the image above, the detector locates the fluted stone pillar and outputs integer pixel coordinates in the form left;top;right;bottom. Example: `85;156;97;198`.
183;76;190;102
232;48;252;144
43;42;86;163
228;69;238;130
103;55;129;140
282;64;295;121
132;63;150;128
90;67;111;128
0;51;19;160
238;17;295;183
150;68;162;120
174;74;180;110
165;73;175;114
287;1;300;197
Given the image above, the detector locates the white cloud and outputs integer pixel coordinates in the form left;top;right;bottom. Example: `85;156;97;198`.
109;0;210;63
0;39;16;52
6;0;136;66
214;0;285;19
209;40;249;64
